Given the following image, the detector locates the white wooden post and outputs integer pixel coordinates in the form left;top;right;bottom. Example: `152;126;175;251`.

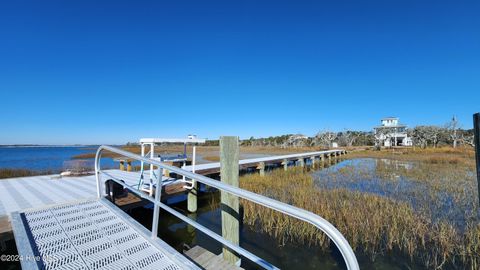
188;146;197;212
149;143;154;196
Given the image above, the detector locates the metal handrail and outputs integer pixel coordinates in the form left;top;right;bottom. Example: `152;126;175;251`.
95;145;359;270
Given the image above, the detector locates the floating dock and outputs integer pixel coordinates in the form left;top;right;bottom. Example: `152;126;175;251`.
11;198;199;269
0;169;181;217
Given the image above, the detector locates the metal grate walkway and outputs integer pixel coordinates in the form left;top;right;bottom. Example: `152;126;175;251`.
11;199;199;270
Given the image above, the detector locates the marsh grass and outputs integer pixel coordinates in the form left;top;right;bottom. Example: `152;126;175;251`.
349;147;475;167
239;167;480;269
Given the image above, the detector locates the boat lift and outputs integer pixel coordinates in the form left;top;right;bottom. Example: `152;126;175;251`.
139;136;206;196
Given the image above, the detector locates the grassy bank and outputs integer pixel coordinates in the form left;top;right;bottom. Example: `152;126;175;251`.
239;167;480;269
0;168;55;179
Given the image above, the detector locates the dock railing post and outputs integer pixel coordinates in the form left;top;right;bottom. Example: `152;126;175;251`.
220;136;240;264
151;167;163;239
474;113;480;207
149;143;155;196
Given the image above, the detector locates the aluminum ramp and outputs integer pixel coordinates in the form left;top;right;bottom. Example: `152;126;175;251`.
11;198;200;270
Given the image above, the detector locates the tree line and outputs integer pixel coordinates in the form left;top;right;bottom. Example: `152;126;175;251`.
208;118;475;148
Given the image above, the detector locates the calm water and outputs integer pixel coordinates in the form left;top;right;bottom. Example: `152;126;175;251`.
0;146;116;171
313;158;478;230
0;146;273;172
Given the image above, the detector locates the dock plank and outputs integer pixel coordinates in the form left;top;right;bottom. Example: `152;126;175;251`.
185;246;244;270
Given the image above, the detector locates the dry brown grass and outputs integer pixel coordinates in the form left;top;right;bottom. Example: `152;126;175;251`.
202;156;220;162
239;168;480;269
0;168;55;179
349;146;475;168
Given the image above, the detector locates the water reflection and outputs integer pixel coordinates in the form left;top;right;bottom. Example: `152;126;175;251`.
312;158;479;229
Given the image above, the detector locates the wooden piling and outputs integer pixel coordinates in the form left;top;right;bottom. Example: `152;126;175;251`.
220;136;240;264
298;158;305;167
474;113;480;207
187;181;198;213
127;161;132;172
311;156;316;168
188;147;198;213
257;161;265;176
282;159;288;171
119;161;125;171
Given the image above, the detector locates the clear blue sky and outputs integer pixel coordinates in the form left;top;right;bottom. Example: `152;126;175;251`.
1;1;479;144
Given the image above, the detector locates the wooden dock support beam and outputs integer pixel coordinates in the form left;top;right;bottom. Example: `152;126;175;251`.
220;136;240;264
282;159;288;171
310;156;316;168
188;147;198;213
257;161;265;176
474;113;480;207
119;160;125;171
298;158;305;167
127;161;132;172
187;181;198;213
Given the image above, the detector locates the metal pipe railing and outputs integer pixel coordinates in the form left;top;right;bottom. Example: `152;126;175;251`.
95;145;359;270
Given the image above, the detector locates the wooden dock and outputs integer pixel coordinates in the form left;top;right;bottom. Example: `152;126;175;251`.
0;150;347;218
183;149;347;175
1;146;357;270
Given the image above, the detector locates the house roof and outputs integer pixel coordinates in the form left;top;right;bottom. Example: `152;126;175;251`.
374;125;407;129
140;138;206;144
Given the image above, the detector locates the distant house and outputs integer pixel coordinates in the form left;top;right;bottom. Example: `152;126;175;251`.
284;134;309;147
374;117;413;147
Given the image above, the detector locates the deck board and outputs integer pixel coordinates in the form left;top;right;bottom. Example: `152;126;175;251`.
184;246;243;270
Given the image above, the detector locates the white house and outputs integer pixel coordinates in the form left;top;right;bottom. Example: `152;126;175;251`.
374;117;413;147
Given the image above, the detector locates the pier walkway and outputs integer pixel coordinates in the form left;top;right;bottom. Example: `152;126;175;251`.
183;149;346;174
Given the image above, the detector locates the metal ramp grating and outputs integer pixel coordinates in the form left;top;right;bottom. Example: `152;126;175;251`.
20;200;184;270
